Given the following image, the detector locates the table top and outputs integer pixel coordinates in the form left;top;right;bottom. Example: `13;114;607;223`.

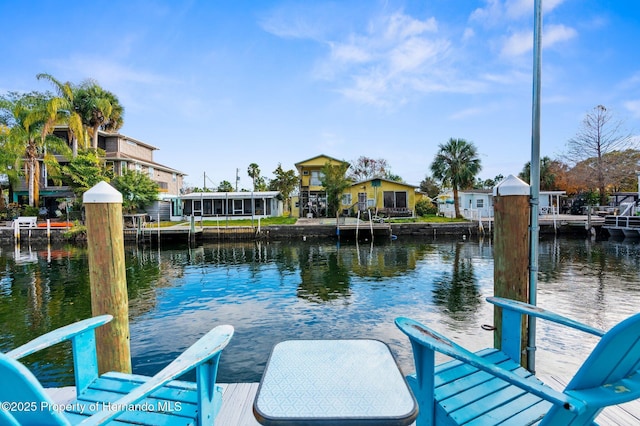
253;339;417;425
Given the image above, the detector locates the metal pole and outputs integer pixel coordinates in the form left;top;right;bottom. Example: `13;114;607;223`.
527;0;543;373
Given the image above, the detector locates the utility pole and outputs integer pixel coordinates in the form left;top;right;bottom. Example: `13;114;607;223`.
203;172;206;191
235;168;239;191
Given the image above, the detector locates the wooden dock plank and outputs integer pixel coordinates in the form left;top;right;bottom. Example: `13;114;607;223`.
217;383;261;425
48;378;640;425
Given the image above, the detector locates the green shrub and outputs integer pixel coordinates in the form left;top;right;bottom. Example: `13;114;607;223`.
415;199;437;216
23;205;39;216
63;223;87;241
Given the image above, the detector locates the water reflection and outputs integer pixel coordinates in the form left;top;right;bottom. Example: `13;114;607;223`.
1;237;640;387
432;242;481;320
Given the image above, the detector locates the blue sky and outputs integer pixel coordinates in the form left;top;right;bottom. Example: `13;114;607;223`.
1;0;638;190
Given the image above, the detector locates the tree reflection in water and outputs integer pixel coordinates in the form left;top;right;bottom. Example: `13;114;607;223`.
297;248;350;303
432;242;481;320
3;237;640;387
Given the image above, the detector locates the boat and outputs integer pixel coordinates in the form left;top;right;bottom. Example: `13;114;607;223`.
603;202;640;238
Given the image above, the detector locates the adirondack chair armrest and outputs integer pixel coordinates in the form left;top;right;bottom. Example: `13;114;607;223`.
78;324;234;426
487;297;605;337
6;315;113;359
396;317;587;415
567;370;640;407
6;315;113;394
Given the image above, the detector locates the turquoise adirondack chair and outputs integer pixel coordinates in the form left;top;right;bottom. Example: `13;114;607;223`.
0;315;233;425
396;296;640;425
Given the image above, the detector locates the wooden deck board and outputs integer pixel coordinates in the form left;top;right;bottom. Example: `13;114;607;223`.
217;383;261;425
48;378;640;425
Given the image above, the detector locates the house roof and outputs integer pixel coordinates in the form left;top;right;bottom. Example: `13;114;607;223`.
294;154;349;168
99;129;159;150
181;191;281;199
105;152;186;176
351;177;418;188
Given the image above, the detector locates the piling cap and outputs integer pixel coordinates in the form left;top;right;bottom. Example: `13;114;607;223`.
493;174;529;196
83;181;123;204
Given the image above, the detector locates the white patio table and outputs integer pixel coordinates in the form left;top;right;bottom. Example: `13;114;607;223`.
253;339;418;425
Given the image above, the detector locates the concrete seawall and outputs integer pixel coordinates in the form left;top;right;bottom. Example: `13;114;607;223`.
0;227;70;244
0;219;597;245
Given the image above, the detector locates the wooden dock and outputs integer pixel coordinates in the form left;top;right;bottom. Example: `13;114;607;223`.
537;213;605;234
47;377;640;425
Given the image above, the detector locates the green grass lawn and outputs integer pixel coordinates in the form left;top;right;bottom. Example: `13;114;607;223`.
388;215;468;223
156;216;299;227
154;215;466;227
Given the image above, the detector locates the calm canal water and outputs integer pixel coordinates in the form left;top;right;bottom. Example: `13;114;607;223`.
1;236;639;387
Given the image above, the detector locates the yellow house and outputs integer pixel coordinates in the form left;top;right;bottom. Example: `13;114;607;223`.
295;154;349;218
342;178;418;217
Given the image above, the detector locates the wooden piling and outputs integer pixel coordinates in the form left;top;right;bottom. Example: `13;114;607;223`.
83;181;131;374
493;175;530;367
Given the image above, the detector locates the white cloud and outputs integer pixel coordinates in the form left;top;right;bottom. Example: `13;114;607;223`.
330;41;372;64
316;11;467;105
462;28;475;42
472;0;569;25
384;13;437;40
501;30;532;57
389;37;450;74
49;55;172;88
624;100;640;118
500;24;576;57
449;107;486;120
544;24;577;46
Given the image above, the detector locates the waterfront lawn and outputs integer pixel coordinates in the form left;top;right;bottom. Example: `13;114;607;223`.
389;215;468;223
155;215;464;227
201;216;298;227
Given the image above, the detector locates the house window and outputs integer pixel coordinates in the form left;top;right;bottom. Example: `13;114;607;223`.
383;191;407;209
342;193;352;206
476;199;484;208
172;173;177;182
310;171;323;186
203;199;212;215
120;161;127;176
303;170;309;175
135;163;141;172
148;166;154;177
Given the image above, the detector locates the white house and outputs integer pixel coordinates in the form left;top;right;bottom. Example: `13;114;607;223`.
437;190;493;219
180;191;283;220
437;189;566;219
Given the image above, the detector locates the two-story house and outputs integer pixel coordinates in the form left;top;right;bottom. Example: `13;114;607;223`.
12;128;186;220
295;154;350;218
294;154;419;218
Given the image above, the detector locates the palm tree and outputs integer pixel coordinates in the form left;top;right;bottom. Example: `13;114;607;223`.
0;91;71;206
74;80;124;149
36;73;87;157
519;156;558;190
430;138;482;218
247;163;260;191
0;124;22;209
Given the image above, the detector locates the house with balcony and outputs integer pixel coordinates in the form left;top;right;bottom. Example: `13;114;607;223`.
294;154;420;218
295;154;349;218
11;128;186;220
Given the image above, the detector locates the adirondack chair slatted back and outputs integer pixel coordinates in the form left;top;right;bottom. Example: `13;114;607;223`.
0;353;69;425
1;317;233;425
542;312;640;425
